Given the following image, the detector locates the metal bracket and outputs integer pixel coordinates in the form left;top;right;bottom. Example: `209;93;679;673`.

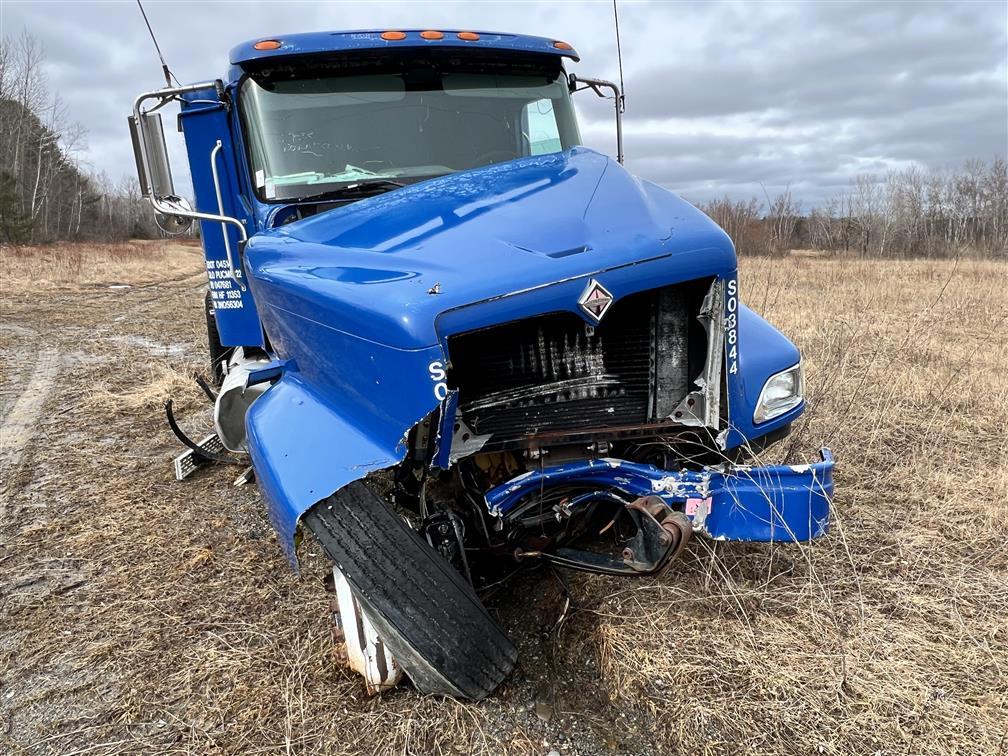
132;83;248;255
568;74;624;164
165;399;243;478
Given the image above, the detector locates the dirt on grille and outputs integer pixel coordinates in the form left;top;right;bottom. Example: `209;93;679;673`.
1;241;1005;755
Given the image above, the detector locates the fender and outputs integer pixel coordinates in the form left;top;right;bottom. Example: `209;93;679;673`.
724;302;804;448
246;370;440;567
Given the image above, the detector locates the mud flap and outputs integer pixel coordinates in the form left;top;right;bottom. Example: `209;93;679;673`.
303;481;518;700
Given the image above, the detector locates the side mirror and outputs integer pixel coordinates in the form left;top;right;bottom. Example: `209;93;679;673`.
154;196;194;235
128;112;174;199
568;74;624;165
128;111;193;234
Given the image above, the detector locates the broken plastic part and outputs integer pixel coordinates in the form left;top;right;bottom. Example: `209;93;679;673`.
332;567;403;694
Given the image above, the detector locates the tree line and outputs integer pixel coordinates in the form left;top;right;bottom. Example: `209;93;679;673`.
0;31;159;244
700;158;1008;259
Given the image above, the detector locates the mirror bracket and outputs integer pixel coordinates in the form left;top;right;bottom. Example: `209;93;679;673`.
130;82;247;247
568;74;624;164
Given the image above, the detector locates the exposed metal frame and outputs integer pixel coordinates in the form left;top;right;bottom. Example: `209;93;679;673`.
671;279;724;429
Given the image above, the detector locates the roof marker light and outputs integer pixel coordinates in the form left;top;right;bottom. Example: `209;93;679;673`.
552;41;573;50
420;30;444;40
380;31;407;41
253;39;282;50
457;31;480;41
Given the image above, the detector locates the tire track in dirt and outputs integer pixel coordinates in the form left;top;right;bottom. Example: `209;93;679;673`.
0;328;60;522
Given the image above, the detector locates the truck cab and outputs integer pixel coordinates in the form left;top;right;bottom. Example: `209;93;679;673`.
130;29;833;700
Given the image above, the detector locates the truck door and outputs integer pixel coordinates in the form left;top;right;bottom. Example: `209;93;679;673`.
179;88;264;348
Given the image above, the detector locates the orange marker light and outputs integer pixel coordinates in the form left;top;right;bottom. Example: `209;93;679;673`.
253;39;282;51
380;31;407;41
552;41;573;50
457;31;480;41
420;30;444;40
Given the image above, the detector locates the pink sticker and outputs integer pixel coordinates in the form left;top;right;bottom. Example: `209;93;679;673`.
685;497;712;517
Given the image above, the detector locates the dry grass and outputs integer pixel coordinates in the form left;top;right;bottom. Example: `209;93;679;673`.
595;256;1008;754
82;361;203;416
0;239;204;291
1;242;1006;755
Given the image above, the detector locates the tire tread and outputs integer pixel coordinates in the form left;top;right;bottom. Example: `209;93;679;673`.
303;481;517;700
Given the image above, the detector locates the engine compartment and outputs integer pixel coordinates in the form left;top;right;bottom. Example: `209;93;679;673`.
381;276;739;592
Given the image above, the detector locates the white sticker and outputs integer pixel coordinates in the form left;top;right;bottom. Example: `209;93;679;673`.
264;178;276;199
204;259;245;310
255;169;265;188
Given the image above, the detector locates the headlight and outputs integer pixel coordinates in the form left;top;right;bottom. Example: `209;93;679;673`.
753;363;804;424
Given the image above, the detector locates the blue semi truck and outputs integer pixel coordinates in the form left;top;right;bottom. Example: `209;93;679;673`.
129;29;834;699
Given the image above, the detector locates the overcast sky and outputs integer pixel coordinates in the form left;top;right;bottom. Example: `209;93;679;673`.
2;0;1006;207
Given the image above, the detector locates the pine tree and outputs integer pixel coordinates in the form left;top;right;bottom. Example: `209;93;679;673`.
0;171;32;243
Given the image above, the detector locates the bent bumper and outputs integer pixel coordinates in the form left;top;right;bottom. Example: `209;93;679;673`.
485;448;835;542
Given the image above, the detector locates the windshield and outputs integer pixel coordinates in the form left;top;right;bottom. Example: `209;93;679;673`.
240;60;582;202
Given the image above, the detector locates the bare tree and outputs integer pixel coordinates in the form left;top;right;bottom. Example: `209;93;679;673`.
0;29;167;243
700;160;1007;260
764;185;801;255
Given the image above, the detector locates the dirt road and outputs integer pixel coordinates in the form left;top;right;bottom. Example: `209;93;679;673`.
1;243;1006;755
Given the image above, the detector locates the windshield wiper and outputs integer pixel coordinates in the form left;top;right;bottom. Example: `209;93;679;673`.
310;179;405;201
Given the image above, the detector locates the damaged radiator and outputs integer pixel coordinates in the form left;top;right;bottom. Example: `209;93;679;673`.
448;280;707;441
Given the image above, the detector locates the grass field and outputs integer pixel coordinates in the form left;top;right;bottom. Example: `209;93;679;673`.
1;242;1005;755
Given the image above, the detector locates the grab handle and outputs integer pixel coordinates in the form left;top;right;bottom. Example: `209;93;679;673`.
210;140;246;291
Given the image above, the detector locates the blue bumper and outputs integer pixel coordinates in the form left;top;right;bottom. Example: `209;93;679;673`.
485;448;835;541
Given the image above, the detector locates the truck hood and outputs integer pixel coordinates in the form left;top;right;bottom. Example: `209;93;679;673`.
244;147;736;350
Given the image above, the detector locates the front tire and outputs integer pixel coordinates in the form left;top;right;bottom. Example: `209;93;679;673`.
303;481;518;700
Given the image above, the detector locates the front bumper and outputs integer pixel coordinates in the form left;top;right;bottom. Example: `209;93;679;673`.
485;448;835;541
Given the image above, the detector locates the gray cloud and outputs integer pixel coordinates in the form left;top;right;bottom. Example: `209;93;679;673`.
2;0;1005;208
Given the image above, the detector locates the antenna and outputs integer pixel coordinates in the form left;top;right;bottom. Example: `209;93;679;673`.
613;0;626;113
136;0;180;87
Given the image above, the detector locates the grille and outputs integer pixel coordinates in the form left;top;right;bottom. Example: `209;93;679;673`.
448;284;695;440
